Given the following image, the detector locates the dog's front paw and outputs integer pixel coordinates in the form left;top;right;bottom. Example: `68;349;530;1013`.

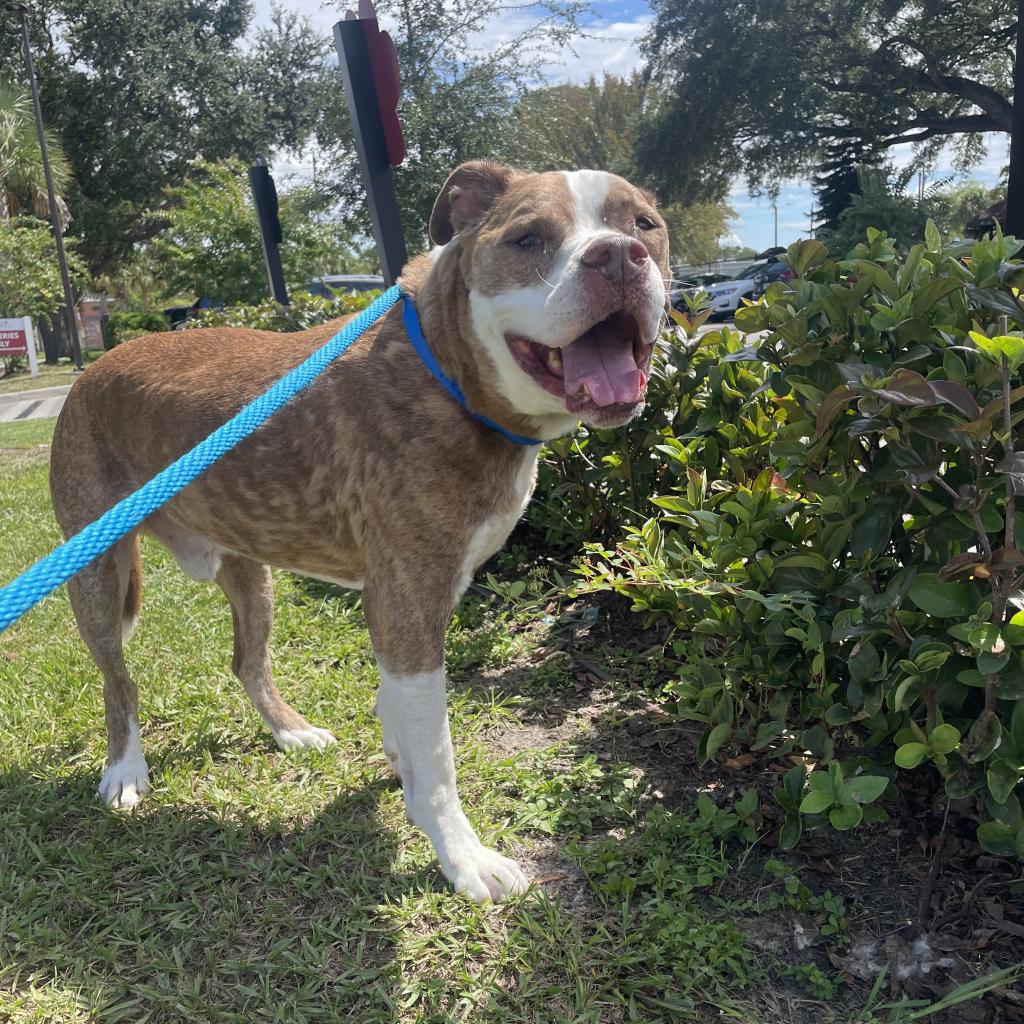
444;846;529;903
274;724;338;751
98;759;151;809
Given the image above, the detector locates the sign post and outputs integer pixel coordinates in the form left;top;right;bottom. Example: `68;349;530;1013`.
0;317;40;377
249;163;290;305
334;0;408;285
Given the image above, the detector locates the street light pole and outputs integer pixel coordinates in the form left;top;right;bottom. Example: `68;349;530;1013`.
6;1;84;370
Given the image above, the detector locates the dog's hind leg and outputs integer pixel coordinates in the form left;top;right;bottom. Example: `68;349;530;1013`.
67;534;151;809
215;554;337;751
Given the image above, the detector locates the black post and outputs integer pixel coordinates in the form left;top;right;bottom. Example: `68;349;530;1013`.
334;8;408;285
8;1;84;370
248;164;289;304
1007;0;1024;237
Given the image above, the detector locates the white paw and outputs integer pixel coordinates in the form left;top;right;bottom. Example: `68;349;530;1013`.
98;758;151;809
444;846;530;903
274;724;338;751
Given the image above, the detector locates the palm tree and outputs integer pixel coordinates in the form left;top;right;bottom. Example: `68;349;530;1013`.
0;78;71;228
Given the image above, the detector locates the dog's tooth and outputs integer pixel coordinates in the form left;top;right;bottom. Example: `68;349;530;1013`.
547;348;562;371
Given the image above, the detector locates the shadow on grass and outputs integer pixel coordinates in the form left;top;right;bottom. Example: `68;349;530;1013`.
0;747;414;1021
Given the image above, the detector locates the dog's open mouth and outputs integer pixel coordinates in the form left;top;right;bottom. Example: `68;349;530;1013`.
506;310;653;414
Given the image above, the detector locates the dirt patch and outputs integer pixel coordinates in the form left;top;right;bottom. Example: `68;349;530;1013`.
471;590;1024;1023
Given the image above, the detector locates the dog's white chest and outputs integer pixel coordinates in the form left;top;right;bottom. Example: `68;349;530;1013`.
458;450;538;591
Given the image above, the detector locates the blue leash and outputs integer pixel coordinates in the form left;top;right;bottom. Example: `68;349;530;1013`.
0;285;545;634
0;285;400;633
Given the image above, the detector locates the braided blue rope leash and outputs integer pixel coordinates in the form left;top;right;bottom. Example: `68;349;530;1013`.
0;285;401;634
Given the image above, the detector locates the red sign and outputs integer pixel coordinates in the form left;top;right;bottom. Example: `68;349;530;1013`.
350;0;405;166
0;324;29;357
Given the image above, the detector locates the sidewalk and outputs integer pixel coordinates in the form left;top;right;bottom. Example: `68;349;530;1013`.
0;385;70;423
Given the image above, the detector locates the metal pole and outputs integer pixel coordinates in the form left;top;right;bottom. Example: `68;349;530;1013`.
9;2;84;369
1008;0;1024;236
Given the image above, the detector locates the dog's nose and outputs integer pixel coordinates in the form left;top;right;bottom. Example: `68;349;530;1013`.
580;236;649;283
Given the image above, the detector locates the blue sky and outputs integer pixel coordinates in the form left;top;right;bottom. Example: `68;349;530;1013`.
254;0;1009;254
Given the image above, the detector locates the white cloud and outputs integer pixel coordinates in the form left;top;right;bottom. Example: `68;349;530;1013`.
252;0;650;85
538;17;651;82
252;0;341;37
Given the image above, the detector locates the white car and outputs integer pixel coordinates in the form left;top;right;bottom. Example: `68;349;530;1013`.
701;260;794;320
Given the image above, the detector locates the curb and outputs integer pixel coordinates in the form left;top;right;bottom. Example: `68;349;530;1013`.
0;384;73;406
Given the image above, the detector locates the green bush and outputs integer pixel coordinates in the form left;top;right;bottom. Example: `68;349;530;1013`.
568;226;1024;858
184;289;378;333
105;310;170;349
526;301;733;550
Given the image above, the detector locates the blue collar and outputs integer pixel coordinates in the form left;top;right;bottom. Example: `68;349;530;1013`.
400;291;543;446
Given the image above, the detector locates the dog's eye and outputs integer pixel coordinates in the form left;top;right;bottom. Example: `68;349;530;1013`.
636;215;657;231
514;233;541;249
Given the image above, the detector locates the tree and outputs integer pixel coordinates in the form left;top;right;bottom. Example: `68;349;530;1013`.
660;201;739;265
514;74;648;178
813;140;883;235
640;0;1015;205
0;2;335;273
512;74;739;263
0;79;70;224
928;180;1006;238
320;0;587;251
153;161;372;306
817;166;1003;254
0;216;86;323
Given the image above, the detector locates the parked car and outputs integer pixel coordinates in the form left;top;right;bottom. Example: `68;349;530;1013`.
165;296;219;330
700;259;795;320
303;274;385;298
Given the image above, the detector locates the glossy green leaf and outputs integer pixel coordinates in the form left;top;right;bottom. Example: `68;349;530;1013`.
907;574;975;618
987;760;1021;805
701;722;732;763
929;724;961;755
895;742;929;769
850;498;895;558
829;804;863;830
969;331;1024;371
1003;610;1024;643
977;820;1021;857
843;775;889;804
779;815;802;850
799;790;834;814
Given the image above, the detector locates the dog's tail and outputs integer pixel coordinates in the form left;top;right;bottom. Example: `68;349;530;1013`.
122;534;143;643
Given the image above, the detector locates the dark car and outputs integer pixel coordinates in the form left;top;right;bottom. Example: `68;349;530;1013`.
750;260;796;297
303;274;385;298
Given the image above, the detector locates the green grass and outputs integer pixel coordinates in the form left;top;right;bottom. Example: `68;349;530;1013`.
0;352;103;396
0;418;982;1023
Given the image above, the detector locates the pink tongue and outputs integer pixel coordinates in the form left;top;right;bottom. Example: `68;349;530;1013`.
561;323;644;409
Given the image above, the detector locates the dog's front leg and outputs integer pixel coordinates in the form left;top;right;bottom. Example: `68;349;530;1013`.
364;577;528;903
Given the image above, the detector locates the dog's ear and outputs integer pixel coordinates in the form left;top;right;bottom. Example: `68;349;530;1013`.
429;161;520;245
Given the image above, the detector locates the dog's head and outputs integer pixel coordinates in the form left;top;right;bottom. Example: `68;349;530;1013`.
429;161;669;433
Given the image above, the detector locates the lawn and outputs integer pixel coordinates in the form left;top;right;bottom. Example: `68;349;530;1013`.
0;352;103;396
0;418;1017;1023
